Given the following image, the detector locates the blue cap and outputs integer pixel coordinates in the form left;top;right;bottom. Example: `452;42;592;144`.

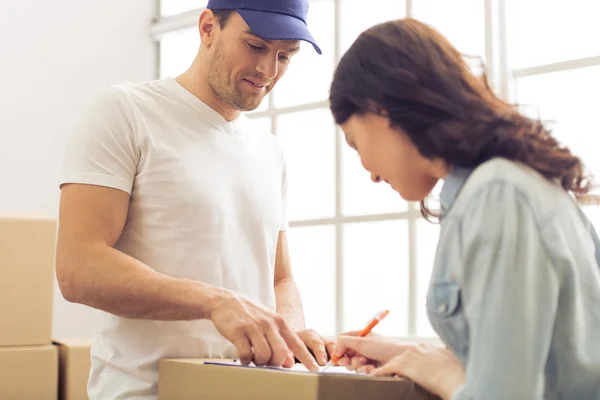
206;0;321;54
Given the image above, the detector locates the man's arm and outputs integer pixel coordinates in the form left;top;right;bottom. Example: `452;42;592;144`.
56;183;318;370
273;231;305;330
55;183;227;320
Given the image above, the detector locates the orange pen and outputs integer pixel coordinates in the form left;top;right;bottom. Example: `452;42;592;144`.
322;309;390;372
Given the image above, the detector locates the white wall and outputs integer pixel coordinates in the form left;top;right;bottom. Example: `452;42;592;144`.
0;0;156;338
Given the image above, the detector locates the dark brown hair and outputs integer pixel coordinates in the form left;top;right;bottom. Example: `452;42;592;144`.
210;9;236;28
329;18;594;219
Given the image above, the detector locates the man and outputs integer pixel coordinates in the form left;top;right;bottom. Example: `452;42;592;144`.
55;1;332;398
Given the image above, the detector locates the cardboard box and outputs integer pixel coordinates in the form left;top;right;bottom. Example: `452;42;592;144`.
54;339;92;400
158;359;440;400
0;345;58;399
0;216;56;346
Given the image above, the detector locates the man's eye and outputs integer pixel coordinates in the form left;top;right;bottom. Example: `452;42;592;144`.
247;43;265;51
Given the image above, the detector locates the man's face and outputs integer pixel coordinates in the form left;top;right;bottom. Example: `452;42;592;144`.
206;12;301;112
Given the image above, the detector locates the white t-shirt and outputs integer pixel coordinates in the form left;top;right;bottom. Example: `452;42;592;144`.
60;77;288;399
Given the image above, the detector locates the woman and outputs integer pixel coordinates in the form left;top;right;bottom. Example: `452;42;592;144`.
329;18;600;400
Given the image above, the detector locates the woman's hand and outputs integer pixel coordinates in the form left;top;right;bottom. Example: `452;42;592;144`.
371;343;465;400
333;331;411;374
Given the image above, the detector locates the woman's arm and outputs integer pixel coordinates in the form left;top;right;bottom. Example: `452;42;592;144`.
453;181;560;400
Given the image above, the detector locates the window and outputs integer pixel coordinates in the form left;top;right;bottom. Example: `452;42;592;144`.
509;0;600;69
415;218;439;337
339;0;406;54
412;0;486;73
272;0;335;109
277;109;336;221
508;1;600;230
159;27;199;80
343;220;409;336
160;0;207;17
287;225;336;336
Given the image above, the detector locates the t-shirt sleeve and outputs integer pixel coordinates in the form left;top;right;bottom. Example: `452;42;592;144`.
59;86;139;194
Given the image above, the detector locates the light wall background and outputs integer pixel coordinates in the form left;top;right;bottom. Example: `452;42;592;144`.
0;0;156;339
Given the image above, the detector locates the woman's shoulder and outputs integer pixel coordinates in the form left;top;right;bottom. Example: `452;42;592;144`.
452;157;573;221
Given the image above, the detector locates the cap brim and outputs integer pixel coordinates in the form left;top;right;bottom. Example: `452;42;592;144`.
237;9;322;55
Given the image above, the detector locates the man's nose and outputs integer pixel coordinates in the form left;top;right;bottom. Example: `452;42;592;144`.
255;56;278;80
370;173;381;183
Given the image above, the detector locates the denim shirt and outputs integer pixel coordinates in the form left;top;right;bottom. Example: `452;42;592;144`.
427;157;600;400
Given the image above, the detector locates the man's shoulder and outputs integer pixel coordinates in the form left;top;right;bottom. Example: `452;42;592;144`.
97;79;167;105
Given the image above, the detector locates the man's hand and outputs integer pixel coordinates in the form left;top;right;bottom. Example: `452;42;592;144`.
295;329;336;366
209;292;320;372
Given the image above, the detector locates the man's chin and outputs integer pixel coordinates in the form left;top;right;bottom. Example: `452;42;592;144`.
237;99;265;112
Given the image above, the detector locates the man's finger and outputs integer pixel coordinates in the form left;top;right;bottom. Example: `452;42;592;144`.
265;330;291;367
282;329;319;372
306;334;328;365
232;336;253;366
282;351;295;368
247;328;273;366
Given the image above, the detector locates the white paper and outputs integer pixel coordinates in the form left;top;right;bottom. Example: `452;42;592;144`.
204;359;357;374
285;363;357;374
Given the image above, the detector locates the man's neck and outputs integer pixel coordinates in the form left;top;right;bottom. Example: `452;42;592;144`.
175;69;240;122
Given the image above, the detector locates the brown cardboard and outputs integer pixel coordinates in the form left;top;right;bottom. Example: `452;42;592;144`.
0;216;56;346
158;359;440;400
54;339;92;400
0;345;58;399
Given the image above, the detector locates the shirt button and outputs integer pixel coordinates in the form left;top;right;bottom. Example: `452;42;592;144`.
438;303;448;313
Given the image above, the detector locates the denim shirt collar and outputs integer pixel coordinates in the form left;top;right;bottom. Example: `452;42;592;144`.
439;166;473;218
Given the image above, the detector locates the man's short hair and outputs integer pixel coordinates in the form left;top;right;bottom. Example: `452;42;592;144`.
210;9;235;29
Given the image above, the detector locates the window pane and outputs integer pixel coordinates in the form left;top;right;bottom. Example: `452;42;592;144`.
277;109;336;221
583;206;600;237
272;0;335;109
509;0;600;69
339;0;406;55
415;218;440;337
247;116;272;135
160;0;206;17
287;225;336;336
516;65;600;186
412;0;486;69
343;220;409;336
341;131;408;216
160;27;199;79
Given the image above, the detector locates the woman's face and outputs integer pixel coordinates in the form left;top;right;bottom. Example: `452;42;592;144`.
340;113;445;201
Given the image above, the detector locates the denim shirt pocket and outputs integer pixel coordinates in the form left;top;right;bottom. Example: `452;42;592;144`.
427;280;469;359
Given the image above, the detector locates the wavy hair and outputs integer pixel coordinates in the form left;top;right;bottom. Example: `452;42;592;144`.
329;18;594;219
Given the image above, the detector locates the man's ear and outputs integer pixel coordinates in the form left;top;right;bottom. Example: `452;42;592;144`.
198;9;218;47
